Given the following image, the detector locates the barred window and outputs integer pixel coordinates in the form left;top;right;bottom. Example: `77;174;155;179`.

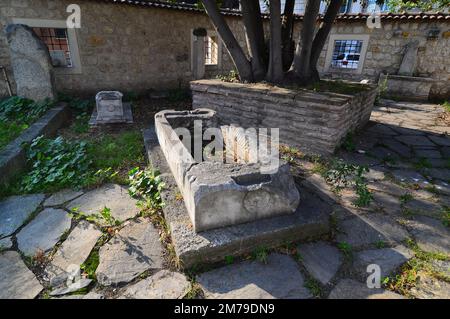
205;34;218;65
331;40;363;70
33;27;73;68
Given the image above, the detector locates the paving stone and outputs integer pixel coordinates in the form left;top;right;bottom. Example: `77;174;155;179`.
47;220;101;286
0;251;43;299
0;236;13;250
121;270;191;299
352;246;413;280
407;216;450;255
0;194;45;237
442;147;450;158
336;214;409;248
395;135;435;147
409;271;450;299
56;291;104;299
365;167;386;181
67;184;139;222
297;242;342;285
198;253;311;299
428;135;450;147
413;149;442;159
366;124;398;136
423;168;450;182
371;192;402;214
369;146;400;161
328;279;404;299
433;180;450;196
367;180;409;197
403;199;442;218
431;259;450;278
339;152;380;167
49;278;92;296
96;218;164;286
391;169;431;187
382;140;413;158
390;125;427;136
17;208;71;256
44;189;83;207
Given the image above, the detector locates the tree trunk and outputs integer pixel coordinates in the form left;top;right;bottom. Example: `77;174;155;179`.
266;0;284;83
281;0;295;71
241;1;266;81
309;0;343;80
201;0;253;82
292;0;321;83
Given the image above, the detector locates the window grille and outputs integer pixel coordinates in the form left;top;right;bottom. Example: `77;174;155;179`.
33;27;73;67
331;40;362;69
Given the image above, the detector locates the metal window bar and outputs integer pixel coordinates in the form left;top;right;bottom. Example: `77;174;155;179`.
33;27;73;68
331;40;362;69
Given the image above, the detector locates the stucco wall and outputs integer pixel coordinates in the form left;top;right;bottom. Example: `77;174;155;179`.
0;0;449;100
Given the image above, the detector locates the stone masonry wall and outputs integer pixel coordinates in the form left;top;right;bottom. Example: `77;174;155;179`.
191;79;378;155
0;0;247;97
0;1;449;100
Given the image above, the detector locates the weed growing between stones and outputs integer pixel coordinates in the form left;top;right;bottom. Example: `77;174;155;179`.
441;206;450;228
304;277;323;298
319;158;373;207
337;242;353;260
251;246;269;264
383;238;450;296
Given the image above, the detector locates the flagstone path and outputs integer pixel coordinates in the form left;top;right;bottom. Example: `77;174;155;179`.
0;99;448;299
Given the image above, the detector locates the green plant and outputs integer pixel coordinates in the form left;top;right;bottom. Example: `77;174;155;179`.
57;93;91;114
224;255;234;265
337;242;352;259
0;96;53;123
414;157;432;170
128;167;165;208
167;88;190;102
80;250;99;279
441;100;450;113
377;74;388;104
375;240;386;249
304;278;322;298
354;174;373;207
341;132;356;152
442;206;450;228
217;70;239;83
400;193;414;204
21;136;91;192
252;246;269;264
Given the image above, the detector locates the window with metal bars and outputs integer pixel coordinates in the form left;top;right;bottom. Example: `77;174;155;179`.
205;35;218;65
331;40;362;69
33;27;73;68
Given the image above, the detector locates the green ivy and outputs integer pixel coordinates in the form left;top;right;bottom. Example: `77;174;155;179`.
21;135;91;192
128;167;165;208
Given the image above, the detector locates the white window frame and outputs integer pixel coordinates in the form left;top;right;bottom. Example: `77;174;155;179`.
324;34;370;75
12;18;82;75
191;29;222;70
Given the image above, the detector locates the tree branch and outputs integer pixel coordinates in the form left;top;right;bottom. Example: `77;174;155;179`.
201;0;253;82
241;0;266;81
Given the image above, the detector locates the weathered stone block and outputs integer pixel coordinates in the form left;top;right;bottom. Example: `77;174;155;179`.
5;24;55;101
154;109;300;232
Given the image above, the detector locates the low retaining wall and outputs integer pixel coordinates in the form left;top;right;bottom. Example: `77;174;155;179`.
190;79;378;156
379;74;435;102
0;103;70;185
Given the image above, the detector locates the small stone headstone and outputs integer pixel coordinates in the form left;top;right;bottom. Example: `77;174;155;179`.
398;41;419;76
96;91;124;121
5;24;56;101
89;91;133;126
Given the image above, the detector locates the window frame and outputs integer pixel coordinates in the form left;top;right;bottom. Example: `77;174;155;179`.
12;18;82;75
324;34;370;75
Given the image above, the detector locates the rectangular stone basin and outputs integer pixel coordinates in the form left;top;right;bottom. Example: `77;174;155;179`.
155;109;300;232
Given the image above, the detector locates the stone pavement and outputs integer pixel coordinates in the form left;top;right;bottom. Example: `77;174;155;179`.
0;100;449;299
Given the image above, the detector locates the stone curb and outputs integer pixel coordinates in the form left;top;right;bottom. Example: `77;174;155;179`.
0;103;70;185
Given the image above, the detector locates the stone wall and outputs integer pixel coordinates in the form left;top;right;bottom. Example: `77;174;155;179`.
0;0;246;97
0;1;449;100
191;79;378;155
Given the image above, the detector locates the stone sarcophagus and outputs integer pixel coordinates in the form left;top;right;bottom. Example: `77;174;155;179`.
155;109;300;232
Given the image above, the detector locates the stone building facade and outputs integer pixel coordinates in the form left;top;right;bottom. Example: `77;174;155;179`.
0;0;449;100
